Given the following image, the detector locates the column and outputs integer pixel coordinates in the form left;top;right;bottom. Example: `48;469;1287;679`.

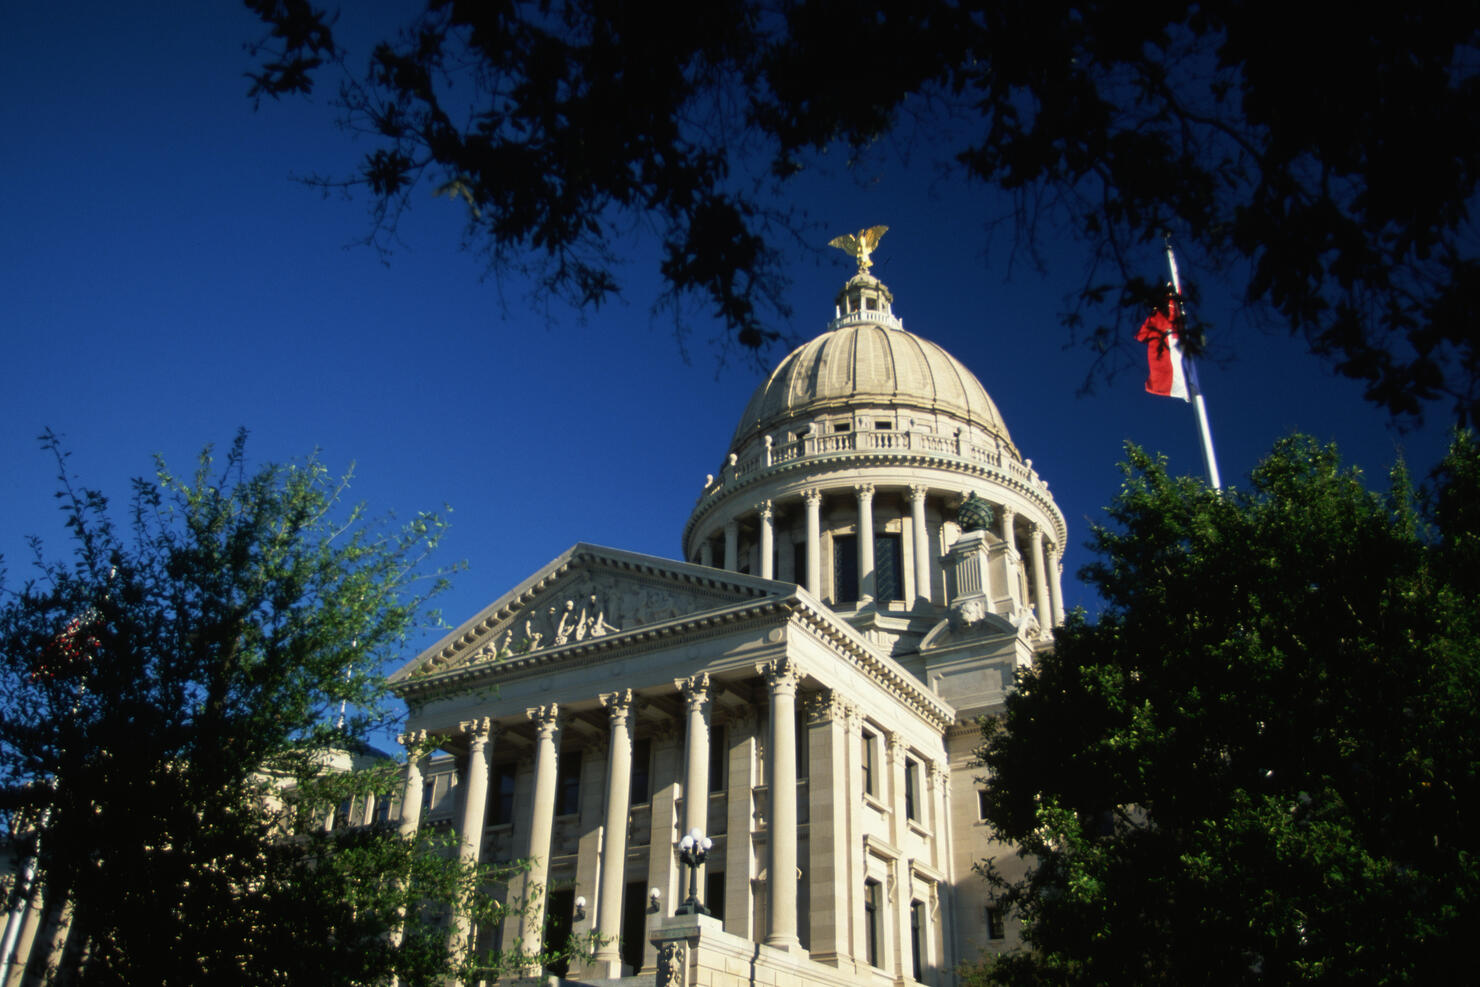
930;762;958;974
699;540;714;568
678;673;712;839
593;691;634;975
803;489;822;597
397;730;429;838
804;690;855;967
451;719;495;953
999;506;1016;555
724;519;739;572
1048;543;1065;626
520;704;561;964
856;483;876;604
758;502;775;580
1030;524;1051;639
909;485;931;606
760;659;801;949
886;738;911;982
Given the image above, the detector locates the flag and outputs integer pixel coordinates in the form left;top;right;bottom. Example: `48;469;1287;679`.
1136;297;1190;401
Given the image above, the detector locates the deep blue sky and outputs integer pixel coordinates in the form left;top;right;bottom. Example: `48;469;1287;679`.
2;3;1454;678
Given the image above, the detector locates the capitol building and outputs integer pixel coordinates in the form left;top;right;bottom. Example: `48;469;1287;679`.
391;236;1068;986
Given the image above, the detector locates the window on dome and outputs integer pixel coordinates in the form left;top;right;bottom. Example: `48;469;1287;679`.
876;420;891;429
833;535;859;604
875;534;904;602
834;422;851;433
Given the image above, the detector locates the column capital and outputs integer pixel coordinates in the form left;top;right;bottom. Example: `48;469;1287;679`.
758;657;801;694
526;703;561;739
398;729;431;756
927;760;949;791
801;688;854;726
802;487;823;506
676;672;711;708
886;734;906;764
755;499;774;522
854;482;876;502
908;483;929;503
600;688;637;722
459;716;495;742
724;517;739;534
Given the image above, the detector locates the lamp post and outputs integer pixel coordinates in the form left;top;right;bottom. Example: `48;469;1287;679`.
674;827;713;916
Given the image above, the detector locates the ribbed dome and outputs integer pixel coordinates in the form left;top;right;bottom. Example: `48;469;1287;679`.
730;320;1016;449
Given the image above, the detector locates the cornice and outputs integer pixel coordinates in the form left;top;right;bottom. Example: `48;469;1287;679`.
683;448;1068;551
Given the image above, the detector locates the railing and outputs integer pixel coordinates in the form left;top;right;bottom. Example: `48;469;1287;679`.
700;425;1038;499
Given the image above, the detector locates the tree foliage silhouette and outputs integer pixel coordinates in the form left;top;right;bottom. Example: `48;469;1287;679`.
247;0;1480;422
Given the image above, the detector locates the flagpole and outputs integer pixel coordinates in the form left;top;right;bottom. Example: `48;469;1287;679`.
1164;238;1223;490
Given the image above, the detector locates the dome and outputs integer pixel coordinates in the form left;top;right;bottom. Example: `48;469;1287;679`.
730;318;1017;452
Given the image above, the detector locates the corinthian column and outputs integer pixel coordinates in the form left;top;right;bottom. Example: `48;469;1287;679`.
397;730;429;838
909;485;931;606
678;673;712;838
856;483;876;604
1030;524;1051;638
520;705;561;964
803;489;822;597
758;501;775;580
452;718;495;951
760;659;801;949
1048;542;1065;626
593;691;635;976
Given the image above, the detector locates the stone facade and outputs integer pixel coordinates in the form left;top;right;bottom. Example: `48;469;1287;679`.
390;262;1067;985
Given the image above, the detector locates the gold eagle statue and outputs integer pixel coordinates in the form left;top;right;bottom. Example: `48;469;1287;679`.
828;225;889;275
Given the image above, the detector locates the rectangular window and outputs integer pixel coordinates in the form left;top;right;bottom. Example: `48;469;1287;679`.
489;762;517;825
864;879;881;967
422;777;437;813
875;533;904;602
705;870;726;922
987;905;1006;940
978;789;990;821
861;729;877;797
905;756;919;821
834;421;851;433
630;737;652;805
708;724;727;794
556;751;582;816
333;797;352;830
373;792;393;825
833;534;859;604
792;539;807;587
910;900;923;981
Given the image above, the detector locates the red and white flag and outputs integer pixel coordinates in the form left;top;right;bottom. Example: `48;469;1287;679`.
1136;297;1190;402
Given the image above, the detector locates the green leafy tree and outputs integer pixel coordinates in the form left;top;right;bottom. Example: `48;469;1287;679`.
0;433;587;985
972;433;1480;985
245;1;1479;422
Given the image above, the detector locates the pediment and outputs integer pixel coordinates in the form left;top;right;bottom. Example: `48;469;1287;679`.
390;543;785;684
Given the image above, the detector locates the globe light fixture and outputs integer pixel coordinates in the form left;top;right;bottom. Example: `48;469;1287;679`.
674;827;713;915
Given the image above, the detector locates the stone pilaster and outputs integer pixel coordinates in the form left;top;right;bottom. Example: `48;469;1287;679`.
803;489;822;597
803;690;855;969
856;483;876;604
593;691;635;974
520;704;561;965
724;712;758;939
909;484;931;606
759;658;801;949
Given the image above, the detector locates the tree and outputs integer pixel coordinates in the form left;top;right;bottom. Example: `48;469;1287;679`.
971;432;1480;985
0;433;582;985
244;1;1480;422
